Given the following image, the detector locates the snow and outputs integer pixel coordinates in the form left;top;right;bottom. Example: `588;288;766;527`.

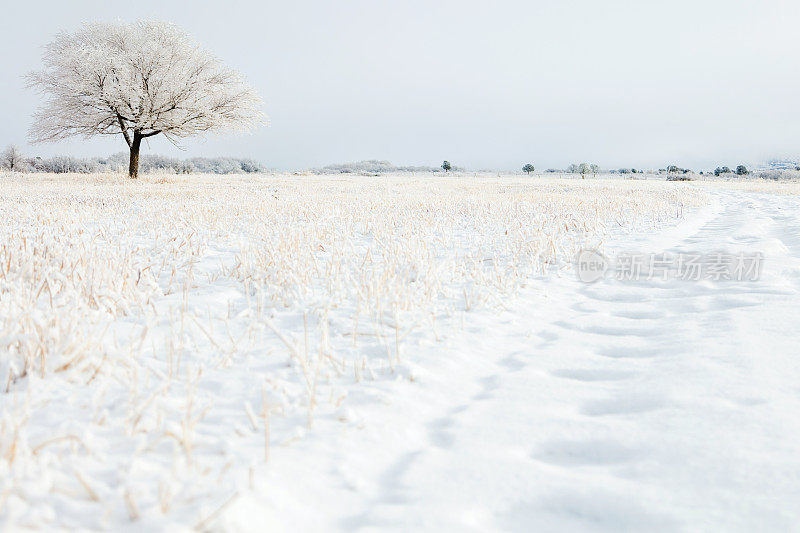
1;173;799;531
223;186;800;532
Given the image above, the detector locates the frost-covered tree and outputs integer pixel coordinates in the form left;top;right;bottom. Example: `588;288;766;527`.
736;165;749;175
522;163;535;175
570;162;598;178
1;144;26;171
441;160;451;172
27;20;263;178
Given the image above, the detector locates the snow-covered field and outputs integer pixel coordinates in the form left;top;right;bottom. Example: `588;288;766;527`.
1;173;799;531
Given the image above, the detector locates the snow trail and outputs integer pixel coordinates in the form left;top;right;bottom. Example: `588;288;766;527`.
224;188;800;531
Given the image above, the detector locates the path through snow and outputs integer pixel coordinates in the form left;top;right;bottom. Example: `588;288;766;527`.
223;188;800;531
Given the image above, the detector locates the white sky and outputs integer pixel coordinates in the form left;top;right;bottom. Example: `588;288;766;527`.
1;0;799;170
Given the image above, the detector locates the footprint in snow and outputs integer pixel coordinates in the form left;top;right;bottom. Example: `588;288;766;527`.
550;368;634;382
472;374;502;401
534;438;641;466
595;345;664;359
581;393;667;417
498;355;526;372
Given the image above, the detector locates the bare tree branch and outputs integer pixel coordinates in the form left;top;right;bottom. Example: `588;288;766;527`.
117;113;132;148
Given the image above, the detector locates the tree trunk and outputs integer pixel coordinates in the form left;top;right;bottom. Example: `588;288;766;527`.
128;133;142;179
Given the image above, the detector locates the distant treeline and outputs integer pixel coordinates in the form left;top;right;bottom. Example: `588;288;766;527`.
310;160;463;175
2;149;266;174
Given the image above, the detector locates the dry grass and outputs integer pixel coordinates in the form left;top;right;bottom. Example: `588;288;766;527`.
0;171;705;527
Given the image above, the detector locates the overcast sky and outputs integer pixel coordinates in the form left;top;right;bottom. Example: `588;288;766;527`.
1;0;799;170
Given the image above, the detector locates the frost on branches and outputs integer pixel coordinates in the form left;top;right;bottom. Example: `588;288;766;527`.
27;20;263;178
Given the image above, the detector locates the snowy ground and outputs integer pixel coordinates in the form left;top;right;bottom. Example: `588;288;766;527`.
1;174;799;531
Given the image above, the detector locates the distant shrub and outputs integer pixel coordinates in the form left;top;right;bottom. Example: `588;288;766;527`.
238;158;264;173
194;158;242;174
714;166;731;176
30;156;99;173
175;161;195;174
667;165;692;174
